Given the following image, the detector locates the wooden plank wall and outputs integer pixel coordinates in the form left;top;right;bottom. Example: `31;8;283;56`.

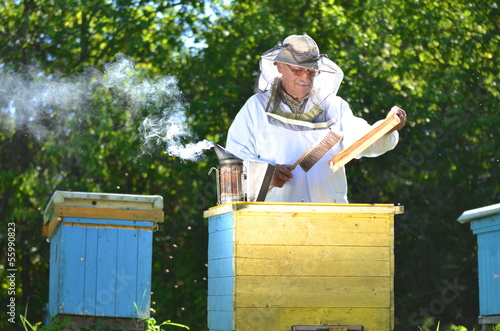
48;218;154;319
208;212;236;331
472;216;500;316
207;209;395;331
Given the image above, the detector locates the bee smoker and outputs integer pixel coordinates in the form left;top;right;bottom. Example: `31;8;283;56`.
210;144;275;205
210;144;245;204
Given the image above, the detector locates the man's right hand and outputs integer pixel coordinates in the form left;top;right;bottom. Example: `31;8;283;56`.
270;164;294;188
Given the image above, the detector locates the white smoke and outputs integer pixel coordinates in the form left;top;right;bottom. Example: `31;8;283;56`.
0;66;91;141
138;112;214;161
0;54;214;161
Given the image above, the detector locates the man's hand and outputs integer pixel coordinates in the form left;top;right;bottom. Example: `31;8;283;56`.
387;107;407;132
270;164;294;188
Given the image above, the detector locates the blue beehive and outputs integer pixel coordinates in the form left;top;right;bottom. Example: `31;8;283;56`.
458;203;500;326
43;191;163;329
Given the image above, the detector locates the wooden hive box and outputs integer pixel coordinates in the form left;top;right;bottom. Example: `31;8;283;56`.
203;202;404;331
43;191;164;330
458;203;500;327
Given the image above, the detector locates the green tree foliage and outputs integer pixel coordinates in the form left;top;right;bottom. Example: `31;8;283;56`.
0;0;498;330
0;0;209;70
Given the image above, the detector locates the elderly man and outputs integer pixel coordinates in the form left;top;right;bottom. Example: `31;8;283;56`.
226;34;406;203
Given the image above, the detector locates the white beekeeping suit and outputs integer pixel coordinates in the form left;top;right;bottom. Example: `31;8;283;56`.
226;34;400;203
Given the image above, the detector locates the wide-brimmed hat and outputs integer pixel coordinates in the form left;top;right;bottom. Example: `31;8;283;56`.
270;34;321;70
256;34;344;99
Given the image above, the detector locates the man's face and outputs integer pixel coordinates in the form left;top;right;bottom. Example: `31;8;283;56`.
277;63;317;102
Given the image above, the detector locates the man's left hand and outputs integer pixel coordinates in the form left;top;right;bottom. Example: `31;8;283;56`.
388;107;407;132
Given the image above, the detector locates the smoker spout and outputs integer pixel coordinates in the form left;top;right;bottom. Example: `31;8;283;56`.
213;144;242;163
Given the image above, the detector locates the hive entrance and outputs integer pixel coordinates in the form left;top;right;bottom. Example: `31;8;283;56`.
292;325;363;331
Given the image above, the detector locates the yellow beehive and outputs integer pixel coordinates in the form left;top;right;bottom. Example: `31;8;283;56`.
204;202;404;331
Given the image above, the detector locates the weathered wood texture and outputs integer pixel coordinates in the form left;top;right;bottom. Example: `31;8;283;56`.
329;112;401;173
206;202;402;331
44;191;163;328
458;203;500;323
48;218;154;319
43;191;164;238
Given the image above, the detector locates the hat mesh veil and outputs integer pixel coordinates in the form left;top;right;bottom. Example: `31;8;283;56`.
255;35;344;100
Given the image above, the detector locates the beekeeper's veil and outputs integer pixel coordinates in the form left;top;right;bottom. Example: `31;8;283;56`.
255;34;344;101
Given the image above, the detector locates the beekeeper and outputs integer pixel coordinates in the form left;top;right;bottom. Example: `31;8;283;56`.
226;34;407;203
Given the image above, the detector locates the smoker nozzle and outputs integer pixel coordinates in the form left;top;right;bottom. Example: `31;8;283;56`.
213;144;242;163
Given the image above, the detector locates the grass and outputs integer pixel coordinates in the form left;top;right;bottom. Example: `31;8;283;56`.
20;315;190;331
142;318;189;331
417;319;500;331
19;299;189;331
